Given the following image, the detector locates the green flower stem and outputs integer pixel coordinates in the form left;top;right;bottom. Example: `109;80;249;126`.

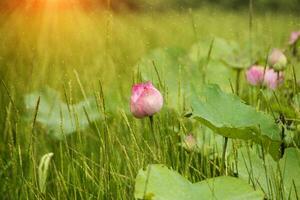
149;116;159;150
221;136;228;174
235;68;242;96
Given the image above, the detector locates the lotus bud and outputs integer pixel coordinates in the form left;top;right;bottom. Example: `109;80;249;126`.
246;65;265;86
289;31;300;45
130;81;163;118
268;49;287;71
263;68;284;90
183;134;197;151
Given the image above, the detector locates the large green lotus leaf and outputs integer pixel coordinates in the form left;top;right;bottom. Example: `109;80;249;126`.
193;176;264;200
137;42;240;108
237;147;300;199
191;84;281;157
188;38;252;69
186;38;239;91
191;84;281;140
222;52;251;69
134;164;264;200
188;38;238;62
237;147;278;196
183;58;234;94
205;60;235;92
25;88;101;139
279;148;300;199
221;41;254;69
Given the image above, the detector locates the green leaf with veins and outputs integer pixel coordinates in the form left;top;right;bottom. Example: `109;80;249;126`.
237;147;300;199
134;164;264;200
191;84;281;158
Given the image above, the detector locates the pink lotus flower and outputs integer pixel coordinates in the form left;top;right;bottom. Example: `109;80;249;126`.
289;31;300;45
246;66;284;90
263;68;284;90
268;49;287;71
246;65;265;86
130;82;163;118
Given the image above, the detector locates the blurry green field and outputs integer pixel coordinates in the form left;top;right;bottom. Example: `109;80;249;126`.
1;6;300;199
1;8;298;92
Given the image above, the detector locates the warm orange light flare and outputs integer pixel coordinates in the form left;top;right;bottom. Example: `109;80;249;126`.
0;0;98;11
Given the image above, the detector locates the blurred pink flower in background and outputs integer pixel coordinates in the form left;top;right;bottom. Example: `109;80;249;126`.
289;31;300;45
130;81;163;118
246;66;284;90
246;65;265;86
268;49;287;71
263;68;284;90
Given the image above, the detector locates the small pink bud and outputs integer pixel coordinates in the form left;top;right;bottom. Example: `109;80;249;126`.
268;49;287;71
246;65;265;86
130;81;163;118
289;31;300;45
263;68;284;90
183;134;197;151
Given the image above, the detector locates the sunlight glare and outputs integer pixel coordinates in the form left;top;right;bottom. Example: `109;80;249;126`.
1;0;97;11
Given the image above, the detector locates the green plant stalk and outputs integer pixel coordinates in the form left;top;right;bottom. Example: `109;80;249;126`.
235;68;242;96
221;137;228;174
223;68;241;175
280;114;286;158
292;43;298;56
149;115;159;151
